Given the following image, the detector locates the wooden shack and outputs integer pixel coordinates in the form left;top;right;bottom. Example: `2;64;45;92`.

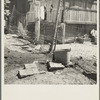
9;0;97;41
63;0;97;37
39;0;97;38
10;0;97;23
38;0;97;24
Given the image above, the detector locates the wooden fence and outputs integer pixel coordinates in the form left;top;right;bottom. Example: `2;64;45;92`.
64;8;97;24
26;0;97;24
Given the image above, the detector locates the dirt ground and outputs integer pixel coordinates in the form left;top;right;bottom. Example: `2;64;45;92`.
4;34;97;84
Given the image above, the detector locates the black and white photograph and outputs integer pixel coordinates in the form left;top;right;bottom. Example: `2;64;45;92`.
4;0;98;85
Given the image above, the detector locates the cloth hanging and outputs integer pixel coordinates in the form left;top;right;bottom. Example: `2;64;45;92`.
40;6;45;20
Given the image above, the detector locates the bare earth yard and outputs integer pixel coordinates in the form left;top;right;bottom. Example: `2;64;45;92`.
4;34;97;84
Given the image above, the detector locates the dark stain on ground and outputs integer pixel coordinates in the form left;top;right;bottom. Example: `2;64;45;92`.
83;71;97;82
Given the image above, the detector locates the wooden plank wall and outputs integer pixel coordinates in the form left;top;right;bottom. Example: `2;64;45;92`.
40;0;63;22
26;0;63;23
26;0;97;24
26;1;36;25
64;0;97;24
43;0;97;24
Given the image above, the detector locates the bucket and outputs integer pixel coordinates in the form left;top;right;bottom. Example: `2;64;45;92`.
53;49;71;65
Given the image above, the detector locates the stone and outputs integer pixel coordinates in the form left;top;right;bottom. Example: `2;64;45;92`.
24;61;38;69
18;69;38;78
25;47;33;52
34;45;41;50
47;62;65;71
41;44;50;52
75;37;84;44
18;69;46;78
18;61;46;78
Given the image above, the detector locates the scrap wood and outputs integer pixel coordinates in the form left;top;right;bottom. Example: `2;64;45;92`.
47;61;65;71
26;44;50;53
48;62;65;68
18;69;46;78
24;61;39;69
18;60;47;78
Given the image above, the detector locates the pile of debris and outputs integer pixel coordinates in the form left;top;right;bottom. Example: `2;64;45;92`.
17;60;66;79
17;54;97;84
17;48;72;79
65;29;97;45
18;61;46;79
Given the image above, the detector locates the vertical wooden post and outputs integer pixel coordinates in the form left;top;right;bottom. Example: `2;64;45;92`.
51;0;61;52
10;5;15;22
61;23;65;44
61;0;65;23
61;0;65;44
8;5;15;33
35;1;40;42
